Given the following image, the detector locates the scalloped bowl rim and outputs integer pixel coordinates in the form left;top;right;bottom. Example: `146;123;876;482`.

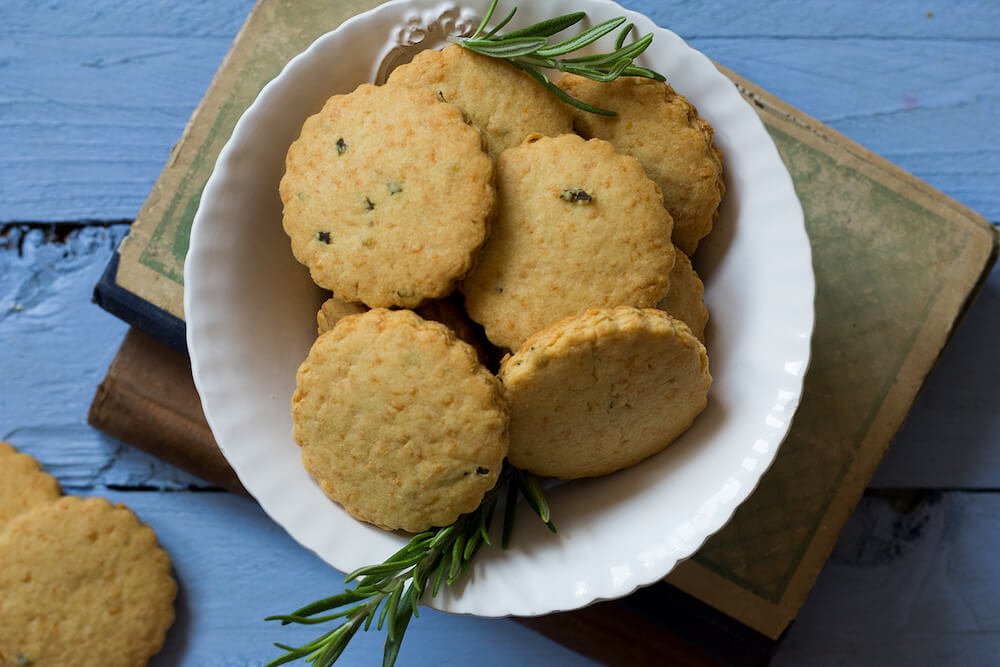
185;0;814;617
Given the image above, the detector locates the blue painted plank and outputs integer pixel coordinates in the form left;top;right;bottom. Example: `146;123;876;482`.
0;225;209;489
1;0;255;38
774;492;1000;665
630;0;1000;39
872;277;1000;488
5;0;996;40
1;1;998;221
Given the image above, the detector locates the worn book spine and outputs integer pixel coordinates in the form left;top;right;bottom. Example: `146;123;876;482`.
87;328;246;496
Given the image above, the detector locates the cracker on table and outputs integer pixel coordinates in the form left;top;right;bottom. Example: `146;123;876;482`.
0;496;176;667
0;441;61;530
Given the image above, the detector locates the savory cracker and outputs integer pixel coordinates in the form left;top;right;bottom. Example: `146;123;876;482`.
292;308;508;532
280;83;495;308
315;296;488;364
499;307;711;479
0;496;176;667
557;74;725;255
461;133;674;350
316;295;367;335
388;44;573;160
656;247;709;342
0;441;61;530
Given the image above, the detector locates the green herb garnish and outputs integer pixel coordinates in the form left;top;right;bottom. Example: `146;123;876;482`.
265;462;556;667
560;188;594;204
458;0;666;116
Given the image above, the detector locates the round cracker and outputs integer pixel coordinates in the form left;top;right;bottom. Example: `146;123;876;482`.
0;496;176;667
280;83;495;308
461;134;675;350
0;441;61;530
316;295;368;335
315;296;488;365
656;247;709;342
557;74;725;255
292;308;509;532
388;44;573;160
499;307;711;479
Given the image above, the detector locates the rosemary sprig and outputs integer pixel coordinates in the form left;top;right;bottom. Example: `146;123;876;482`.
458;0;666;115
265;462;556;667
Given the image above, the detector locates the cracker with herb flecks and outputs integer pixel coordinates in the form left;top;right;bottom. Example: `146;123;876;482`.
558;74;725;256
461;133;675;351
280;83;495;309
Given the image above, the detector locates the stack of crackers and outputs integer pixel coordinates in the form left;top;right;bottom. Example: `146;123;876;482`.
0;442;175;667
280;45;724;533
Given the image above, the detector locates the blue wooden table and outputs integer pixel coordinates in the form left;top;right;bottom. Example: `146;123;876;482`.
2;1;998;664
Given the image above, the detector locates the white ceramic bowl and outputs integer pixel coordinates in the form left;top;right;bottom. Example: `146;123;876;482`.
185;0;814;617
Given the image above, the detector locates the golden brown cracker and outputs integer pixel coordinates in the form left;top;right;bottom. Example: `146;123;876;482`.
292;308;509;532
0;441;61;530
461;133;674;350
388;44;573;160
499;307;711;479
0;496;176;667
656;247;709;342
281;83;495;308
557;74;724;255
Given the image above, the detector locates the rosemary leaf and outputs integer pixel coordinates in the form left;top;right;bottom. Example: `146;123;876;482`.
622;64;666;81
431;551;450;597
518;64;617;116
266;459;555;665
483;6;518;39
448;534;465;581
615;22;634;49
383;583;402;636
467;0;498;40
346;554;423;581
463;528;483;560
457;2;667;115
428;522;458;550
265;650;308;667
534;17;626;57
383;587;416;667
265;613;349;626
562;33;654;67
463;36;548;58
280;590;368;619
518;470;555;529
501;11;586;40
563;58;631;83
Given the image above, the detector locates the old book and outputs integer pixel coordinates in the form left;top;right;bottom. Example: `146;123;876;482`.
89;0;998;646
88;328;247;496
